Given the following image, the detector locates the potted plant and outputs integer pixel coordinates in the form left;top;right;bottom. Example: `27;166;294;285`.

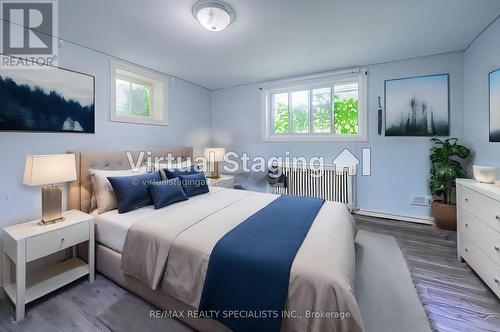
429;138;471;230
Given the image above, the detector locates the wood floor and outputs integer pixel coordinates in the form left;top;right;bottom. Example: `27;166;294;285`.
0;215;499;332
355;214;500;332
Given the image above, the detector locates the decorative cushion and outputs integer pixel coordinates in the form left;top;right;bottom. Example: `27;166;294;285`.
147;160;191;172
107;172;161;214
89;168;147;214
178;172;209;197
163;165;202;180
147;178;188;209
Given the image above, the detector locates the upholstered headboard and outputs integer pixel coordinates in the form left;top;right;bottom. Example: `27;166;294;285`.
67;146;193;213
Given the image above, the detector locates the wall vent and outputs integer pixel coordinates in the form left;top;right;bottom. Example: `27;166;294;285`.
410;196;431;206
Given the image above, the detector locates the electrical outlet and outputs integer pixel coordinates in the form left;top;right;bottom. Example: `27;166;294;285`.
410;196;431;206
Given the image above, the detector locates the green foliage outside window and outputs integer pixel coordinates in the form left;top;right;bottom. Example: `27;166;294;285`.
273;95;358;135
274;102;289;134
130;84;150;117
334;95;358;135
291;108;309;133
116;79;151;118
312;91;331;133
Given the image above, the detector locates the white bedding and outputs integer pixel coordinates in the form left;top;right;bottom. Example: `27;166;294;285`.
95;187;363;332
94;187;226;252
94;206;154;253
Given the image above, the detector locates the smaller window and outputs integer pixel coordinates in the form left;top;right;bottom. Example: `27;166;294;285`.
111;61;167;126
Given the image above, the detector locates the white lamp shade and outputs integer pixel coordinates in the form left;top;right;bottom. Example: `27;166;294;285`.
204;148;226;162
23;154;77;186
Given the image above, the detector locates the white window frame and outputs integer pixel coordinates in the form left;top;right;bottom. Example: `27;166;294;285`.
261;68;368;142
111;60;168;126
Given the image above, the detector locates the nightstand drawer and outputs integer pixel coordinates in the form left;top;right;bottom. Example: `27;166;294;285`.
26;221;90;262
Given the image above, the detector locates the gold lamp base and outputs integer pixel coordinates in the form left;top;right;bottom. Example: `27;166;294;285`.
39;185;64;225
207;162;220;179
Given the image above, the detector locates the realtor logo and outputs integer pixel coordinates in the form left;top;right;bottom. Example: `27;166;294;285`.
0;0;58;68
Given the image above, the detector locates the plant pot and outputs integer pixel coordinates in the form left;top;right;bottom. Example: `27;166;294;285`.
432;201;457;230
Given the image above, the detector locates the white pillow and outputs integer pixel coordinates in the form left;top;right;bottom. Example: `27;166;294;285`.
89;168;147;214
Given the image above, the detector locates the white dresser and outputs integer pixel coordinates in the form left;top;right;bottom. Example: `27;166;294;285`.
457;179;500;298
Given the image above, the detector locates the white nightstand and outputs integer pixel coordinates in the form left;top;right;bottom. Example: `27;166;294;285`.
2;209;94;321
206;174;235;188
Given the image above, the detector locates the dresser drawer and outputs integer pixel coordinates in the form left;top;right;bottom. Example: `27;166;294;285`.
460;234;500;298
458;185;500;233
459;208;500;265
26;221;90;262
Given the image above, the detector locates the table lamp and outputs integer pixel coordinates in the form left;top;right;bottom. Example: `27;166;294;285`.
23;154;77;224
204;148;225;178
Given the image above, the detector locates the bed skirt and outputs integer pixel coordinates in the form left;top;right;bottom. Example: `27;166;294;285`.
95;243;230;332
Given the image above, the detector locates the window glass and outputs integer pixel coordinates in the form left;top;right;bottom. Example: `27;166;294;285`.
115;79;151;118
116;79;131;115
273;93;289;134
334;83;358;135
312;87;331;133
291;90;310;134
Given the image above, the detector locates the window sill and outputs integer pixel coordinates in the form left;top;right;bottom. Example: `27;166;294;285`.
262;134;367;142
110;115;168;126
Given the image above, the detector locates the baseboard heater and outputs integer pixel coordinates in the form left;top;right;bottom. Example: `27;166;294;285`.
267;163;356;211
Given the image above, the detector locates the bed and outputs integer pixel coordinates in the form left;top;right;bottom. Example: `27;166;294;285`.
68;147;364;332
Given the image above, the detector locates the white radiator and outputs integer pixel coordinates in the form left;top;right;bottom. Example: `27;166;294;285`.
268;164;356;210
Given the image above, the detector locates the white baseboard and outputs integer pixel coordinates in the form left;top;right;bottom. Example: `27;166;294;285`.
355;209;435;225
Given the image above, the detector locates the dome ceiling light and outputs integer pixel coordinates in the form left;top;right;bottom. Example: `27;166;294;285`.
192;1;235;32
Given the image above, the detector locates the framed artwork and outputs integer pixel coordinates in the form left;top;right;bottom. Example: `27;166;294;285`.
0;55;95;133
385;74;449;136
490;68;500;142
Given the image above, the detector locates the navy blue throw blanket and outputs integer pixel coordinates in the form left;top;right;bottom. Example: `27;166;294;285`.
198;195;324;332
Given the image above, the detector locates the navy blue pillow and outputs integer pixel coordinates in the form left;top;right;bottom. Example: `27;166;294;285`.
178;172;209;197
147;178;188;209
107;172;161;213
163;166;200;180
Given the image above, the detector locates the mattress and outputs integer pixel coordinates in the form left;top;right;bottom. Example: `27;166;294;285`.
94;187;226;253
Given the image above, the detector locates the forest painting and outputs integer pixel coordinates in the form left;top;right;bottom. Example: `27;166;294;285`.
490;69;500;142
0;60;95;133
385;74;449;136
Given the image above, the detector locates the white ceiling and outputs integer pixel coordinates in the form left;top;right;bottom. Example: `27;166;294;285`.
58;0;500;90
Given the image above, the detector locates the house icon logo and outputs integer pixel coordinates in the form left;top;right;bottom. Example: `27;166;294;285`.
332;148;371;176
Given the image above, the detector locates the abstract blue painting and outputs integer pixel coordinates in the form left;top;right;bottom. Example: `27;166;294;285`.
385;74;449;136
0;56;95;133
490;68;500;142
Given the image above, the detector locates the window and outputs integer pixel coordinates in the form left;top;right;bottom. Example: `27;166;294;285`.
111;61;167;125
262;69;367;141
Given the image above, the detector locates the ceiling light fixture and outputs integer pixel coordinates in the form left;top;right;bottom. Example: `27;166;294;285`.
192;1;235;32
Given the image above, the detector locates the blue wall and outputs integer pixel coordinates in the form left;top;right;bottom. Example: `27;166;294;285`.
212;53;465;220
464;19;500;166
0;41;212;227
